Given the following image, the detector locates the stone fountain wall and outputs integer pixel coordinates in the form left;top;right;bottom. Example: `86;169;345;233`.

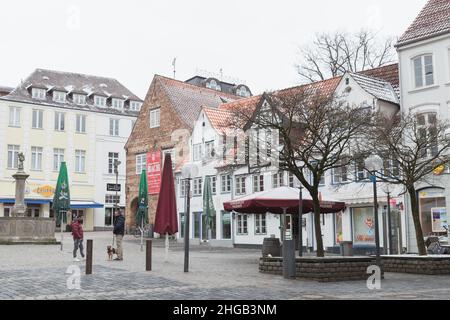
0;217;57;244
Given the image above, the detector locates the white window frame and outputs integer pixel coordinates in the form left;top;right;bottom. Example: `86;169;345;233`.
180;179;187;197
54;112;65;131
94;95;107;107
31;146;43;171
9;107;21;127
253;174;264;192
108;152;119;174
255;214;267;235
112;98;124;109
32;109;43;129
355;159;369;182
193;144;202;162
130;101;142;111
53;148;65;171
208;176;217;194
150;108;161;128
193;177;202;196
136;154;146;175
332;163;349;185
7;145;20;169
75;150;86;173
412;54;434;89
73;94;86;105
220;174;231;193
32;88;46;100
109;118;119;136
235;175;246;195
272;172;284;188
53;91;66;103
237;214;248;235
76;114;86;134
205;141;215;159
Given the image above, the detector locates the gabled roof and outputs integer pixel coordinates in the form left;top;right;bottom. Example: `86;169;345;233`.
155;75;241;129
397;0;450;47
348;72;400;105
202;107;237;134
358;64;399;88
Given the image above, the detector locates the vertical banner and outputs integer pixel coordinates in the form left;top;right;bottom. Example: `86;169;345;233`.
147;151;161;195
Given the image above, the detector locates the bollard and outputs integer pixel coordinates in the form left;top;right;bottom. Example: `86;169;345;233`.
86;239;93;275
146;240;152;271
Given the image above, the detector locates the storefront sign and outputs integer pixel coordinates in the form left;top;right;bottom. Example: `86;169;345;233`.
33;185;55;198
147;151;161;195
433;164;445;176
107;184;121;192
431;207;447;233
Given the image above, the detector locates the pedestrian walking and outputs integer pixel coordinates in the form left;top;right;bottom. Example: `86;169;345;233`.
71;216;85;262
113;209;125;261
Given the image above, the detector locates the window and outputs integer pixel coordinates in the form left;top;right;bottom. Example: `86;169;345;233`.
272;172;284;188
108;152;119;174
332;163;349;184
180;179;187;197
383;159;400;178
255;214;267;235
136;154;146;175
236;86;250;98
31;147;43;171
237;214;248;235
205;141;215;159
76;114;86;133
94;95;107;107
109;118;119;136
53;91;66;103
413;54;434;88
419;195;446;235
53;148;65;171
193;144;202;162
235;176;246;195
9;107;20;127
193;178;202;196
417;113;438;157
150;108;160;128
209;176;217;194
220;174;231;193
73;94;86;105
7;145;20;169
355;159;368;181
130;101;142;111
112;98;124;109
32;109;43;129
105;195;121;205
54;112;65;131
206;79;221;91
288;172;297;188
75;150;86;173
32;88;46;100
221;211;231;239
253;174;264;192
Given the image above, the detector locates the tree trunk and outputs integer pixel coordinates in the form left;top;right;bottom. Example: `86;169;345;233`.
311;192;325;257
408;187;427;256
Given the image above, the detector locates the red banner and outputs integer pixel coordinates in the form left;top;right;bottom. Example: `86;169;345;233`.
147;151;161;195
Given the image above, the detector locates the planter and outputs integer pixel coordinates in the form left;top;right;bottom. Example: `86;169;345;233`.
381;255;450;275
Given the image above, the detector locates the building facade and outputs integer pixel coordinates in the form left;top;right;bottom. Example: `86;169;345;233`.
0;69;142;231
397;0;450;252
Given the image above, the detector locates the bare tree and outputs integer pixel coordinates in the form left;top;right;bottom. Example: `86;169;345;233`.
228;87;371;257
367;112;450;255
296;29;396;83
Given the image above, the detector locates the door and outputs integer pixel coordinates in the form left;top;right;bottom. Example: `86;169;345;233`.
193;212;202;239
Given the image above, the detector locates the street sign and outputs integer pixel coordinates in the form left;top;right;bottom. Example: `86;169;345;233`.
107;184;121;192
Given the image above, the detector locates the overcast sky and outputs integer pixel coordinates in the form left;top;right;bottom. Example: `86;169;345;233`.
0;0;427;98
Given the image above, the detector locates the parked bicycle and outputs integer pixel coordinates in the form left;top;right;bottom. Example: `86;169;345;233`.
132;224;152;238
426;226;450;254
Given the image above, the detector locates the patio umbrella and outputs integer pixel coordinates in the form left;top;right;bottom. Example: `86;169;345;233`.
203;176;216;242
136;169;149;251
52;162;71;251
154;153;178;262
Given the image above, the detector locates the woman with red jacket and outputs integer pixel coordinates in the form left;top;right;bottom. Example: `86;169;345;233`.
71;216;85;262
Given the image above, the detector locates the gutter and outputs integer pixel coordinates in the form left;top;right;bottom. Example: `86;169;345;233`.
395;30;450;49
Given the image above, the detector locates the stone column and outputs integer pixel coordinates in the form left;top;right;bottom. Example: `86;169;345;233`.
12;153;29;217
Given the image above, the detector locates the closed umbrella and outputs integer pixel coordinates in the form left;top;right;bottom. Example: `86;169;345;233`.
52;162;71;251
203;176;216;242
136;170;149;251
154;153;178;262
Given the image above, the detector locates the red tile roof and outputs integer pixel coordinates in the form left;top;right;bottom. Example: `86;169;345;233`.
397;0;450;47
358;64;399;88
203;107;237;133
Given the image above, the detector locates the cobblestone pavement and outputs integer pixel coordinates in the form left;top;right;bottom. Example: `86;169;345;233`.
1;232;450;300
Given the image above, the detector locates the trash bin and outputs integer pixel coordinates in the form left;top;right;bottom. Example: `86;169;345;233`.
340;241;353;256
262;237;281;257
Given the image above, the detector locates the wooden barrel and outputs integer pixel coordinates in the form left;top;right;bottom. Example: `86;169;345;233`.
262;237;281;257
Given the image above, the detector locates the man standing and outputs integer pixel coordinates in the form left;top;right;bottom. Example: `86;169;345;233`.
71;216;85;262
113;210;125;261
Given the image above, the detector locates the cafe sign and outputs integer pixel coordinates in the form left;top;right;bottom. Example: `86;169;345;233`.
33;185;55;198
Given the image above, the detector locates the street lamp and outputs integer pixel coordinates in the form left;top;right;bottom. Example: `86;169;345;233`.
298;184;303;257
181;163;199;273
113;160;121;246
366;156;382;271
382;184;393;255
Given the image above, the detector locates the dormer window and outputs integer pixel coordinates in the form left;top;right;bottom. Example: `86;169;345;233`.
32;88;46;100
73;94;86;105
206;79;222;91
53;91;66;103
94;95;107;107
130;101;142;111
112;98;124;109
236;85;251;97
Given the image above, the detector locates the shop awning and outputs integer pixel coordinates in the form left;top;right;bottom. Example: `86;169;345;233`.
0;198;52;205
70;201;104;209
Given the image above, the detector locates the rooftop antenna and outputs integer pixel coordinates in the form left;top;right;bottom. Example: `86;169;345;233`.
172;57;177;79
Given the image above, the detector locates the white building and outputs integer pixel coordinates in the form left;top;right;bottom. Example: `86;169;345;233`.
0;69;142;231
397;0;450;252
175;67;404;254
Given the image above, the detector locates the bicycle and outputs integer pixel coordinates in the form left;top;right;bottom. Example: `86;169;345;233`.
426;226;449;254
133;224;152;238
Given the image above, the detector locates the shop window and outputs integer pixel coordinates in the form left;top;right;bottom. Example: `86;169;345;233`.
419;196;446;235
221;211;231;239
352;207;375;244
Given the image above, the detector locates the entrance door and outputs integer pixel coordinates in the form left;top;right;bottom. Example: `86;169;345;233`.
202;213;216;241
193;212;202;239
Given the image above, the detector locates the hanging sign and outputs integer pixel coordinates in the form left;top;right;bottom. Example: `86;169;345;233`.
147;151;161;195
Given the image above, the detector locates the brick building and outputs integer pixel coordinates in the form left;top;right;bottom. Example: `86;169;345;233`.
124;75;247;231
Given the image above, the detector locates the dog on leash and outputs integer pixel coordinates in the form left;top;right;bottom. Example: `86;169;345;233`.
107;245;116;261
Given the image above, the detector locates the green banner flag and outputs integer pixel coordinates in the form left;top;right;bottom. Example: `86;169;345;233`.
136;169;149;226
52;162;71;225
203;176;216;237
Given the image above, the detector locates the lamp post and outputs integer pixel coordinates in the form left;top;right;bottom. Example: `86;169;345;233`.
382;184;393;255
298;185;303;257
182;163;198;273
113;160;121;246
367;157;382;270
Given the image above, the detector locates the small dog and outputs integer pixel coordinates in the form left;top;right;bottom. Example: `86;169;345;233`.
107;245;116;261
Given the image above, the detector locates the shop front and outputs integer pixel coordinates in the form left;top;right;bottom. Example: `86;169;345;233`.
418;188;447;236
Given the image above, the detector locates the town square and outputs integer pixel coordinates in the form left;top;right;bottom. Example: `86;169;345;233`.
0;0;450;309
